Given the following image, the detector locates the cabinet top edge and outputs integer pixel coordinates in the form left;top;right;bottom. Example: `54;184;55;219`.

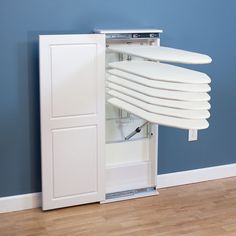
94;29;163;34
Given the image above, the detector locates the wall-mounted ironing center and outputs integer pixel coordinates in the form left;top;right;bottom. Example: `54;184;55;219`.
39;29;212;210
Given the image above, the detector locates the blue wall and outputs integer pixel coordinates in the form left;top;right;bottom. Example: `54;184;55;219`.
0;0;236;197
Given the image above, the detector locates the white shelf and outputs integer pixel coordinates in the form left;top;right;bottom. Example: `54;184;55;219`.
108;98;209;130
108;45;212;64
108;69;211;92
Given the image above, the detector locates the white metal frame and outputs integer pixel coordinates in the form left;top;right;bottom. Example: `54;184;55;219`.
102;30;161;201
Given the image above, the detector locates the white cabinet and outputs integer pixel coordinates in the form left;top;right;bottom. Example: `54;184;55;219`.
40;34;105;210
40;29;211;210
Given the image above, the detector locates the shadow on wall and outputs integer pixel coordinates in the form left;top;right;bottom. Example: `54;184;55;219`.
15;32;41;193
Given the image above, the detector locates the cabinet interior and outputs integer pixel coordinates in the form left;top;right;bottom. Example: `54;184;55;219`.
103;32;160;200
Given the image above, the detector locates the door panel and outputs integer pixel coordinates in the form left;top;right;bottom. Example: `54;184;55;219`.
51;44;97;117
52;126;98;198
40;34;105;210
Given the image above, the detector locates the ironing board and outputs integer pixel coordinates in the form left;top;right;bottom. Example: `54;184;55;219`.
107;77;210;101
107;46;212;130
108;98;209;130
108;45;212;64
108;69;211;92
108;90;210;119
108;89;211;110
109;61;211;84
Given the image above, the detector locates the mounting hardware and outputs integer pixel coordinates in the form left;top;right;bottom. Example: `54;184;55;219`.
125;122;148;140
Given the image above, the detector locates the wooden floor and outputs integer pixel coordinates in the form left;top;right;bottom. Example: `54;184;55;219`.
1;177;236;236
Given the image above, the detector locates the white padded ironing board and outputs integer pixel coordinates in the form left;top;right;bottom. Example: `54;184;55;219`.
108;98;209;130
108;45;212;64
108;90;210;119
107;77;210;101
107;87;211;110
108;69;211;92
109;61;211;84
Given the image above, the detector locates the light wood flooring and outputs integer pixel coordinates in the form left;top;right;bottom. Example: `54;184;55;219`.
1;177;236;236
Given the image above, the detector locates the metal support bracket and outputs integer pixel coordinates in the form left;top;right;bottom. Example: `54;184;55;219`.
125;121;149;140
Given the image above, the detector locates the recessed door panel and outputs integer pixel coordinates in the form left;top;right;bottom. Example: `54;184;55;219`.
51;44;97;117
52;126;97;198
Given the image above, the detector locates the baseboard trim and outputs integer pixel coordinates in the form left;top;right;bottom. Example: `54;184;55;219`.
156;163;236;189
1;164;236;213
0;192;41;213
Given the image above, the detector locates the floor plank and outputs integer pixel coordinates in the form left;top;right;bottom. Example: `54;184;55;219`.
1;177;236;235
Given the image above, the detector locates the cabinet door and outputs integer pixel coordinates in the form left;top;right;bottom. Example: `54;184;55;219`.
39;34;105;210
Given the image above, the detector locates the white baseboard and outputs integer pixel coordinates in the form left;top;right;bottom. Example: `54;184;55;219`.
1;163;236;213
156;163;236;189
0;192;41;213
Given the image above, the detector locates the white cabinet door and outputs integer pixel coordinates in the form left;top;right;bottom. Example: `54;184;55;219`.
39;34;105;210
